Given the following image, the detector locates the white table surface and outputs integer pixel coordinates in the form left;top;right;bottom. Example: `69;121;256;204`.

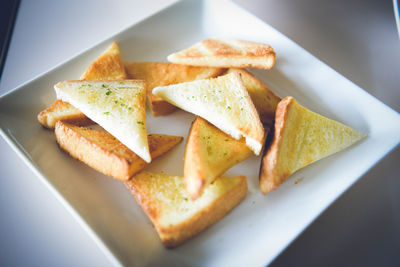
0;0;399;266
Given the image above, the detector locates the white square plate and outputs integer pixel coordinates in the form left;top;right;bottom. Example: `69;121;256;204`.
1;1;399;266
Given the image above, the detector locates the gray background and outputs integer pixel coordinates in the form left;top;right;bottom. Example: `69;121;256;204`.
0;0;399;266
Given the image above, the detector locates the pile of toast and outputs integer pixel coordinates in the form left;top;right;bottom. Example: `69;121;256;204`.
37;39;365;248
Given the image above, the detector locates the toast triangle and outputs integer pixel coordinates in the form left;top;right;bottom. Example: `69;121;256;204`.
125;171;247;248
38;41;127;129
259;97;366;194
167;38;276;69
124;61;225;116
55;121;182;180
184;117;253;199
153;72;265;155
54;80;151;162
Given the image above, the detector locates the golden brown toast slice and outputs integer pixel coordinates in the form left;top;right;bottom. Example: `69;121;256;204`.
55;121;183;180
124;62;225;116
37;41;127;129
125;171;247;248
153;72;265;155
184;117;253;199
55;80;151;162
167;38;276;69
225;68;281;126
259;97;366;194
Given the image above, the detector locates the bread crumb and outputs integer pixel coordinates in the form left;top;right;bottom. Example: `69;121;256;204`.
294;177;304;184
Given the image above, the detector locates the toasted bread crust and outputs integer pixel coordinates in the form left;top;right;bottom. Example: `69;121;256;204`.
225;68;281;126
149;98;180;116
184;117;252;200
55;121;131;180
259;97;292;193
125;173;247;248
55;121;182;180
167;38;276;69
124;62;225;116
259;97;366;194
38;41;127;129
37;100;94;129
80;41;127;80
184;118;206;199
